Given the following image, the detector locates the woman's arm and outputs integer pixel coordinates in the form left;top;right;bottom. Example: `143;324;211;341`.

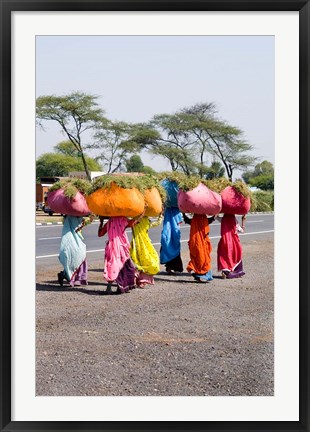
183;213;192;225
241;215;247;231
127;208;146;228
149;213;163;228
208;216;215;224
98;217;108;237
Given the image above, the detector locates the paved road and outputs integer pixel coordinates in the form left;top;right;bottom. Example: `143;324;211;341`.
36;214;274;269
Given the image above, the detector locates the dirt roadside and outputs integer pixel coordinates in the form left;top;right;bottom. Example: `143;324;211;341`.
36;237;274;396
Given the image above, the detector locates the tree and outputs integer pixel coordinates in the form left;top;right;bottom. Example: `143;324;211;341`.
36;152;101;180
125;155;144;172
129;103;256;180
249;174;274;191
92;120;138;173
141;165;156;175
36;92;104;180
242;160;274;190
203;161;225;180
54;140;79;157
179;103;257;181
125;155;157;174
129;118;197;175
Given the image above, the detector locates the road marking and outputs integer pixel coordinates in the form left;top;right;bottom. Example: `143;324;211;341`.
35;214;274;228
36;229;274;259
36;219;267;239
38;237;62;240
180;220;265;229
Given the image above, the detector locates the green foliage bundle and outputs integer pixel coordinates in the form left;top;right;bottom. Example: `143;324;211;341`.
250;191;274;212
89;174;167;202
49;178;92;199
157;171;201;191
157;172;252;198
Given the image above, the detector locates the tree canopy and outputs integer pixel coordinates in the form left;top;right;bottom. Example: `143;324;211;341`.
36;152;101;181
36;92;104;180
125;154;157;174
129;102;256;180
36;93;258;182
91;120;139;173
242;160;274;190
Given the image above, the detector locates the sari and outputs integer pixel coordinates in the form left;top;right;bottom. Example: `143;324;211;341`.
130;216;161;286
100;216;136;292
160;208;183;272
58;215;87;286
186;214;213;282
217;214;245;278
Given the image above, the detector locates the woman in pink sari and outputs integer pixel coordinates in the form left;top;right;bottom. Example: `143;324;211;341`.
98;216;138;293
217;214;246;279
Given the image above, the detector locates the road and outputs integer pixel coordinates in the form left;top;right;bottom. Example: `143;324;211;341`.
36;214;274;269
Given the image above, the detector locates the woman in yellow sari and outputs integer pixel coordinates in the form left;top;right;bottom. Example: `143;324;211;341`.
130;215;163;287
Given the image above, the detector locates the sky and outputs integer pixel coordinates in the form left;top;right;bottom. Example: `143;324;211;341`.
36;35;274;174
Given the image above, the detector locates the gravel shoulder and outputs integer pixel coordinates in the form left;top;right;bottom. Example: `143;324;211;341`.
36;237;274;396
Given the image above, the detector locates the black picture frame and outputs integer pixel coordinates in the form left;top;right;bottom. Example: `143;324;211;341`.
1;1;309;431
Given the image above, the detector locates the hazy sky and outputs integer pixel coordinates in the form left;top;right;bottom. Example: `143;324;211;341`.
36;35;274;173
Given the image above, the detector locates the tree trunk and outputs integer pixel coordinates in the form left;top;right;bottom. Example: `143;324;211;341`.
80;151;91;181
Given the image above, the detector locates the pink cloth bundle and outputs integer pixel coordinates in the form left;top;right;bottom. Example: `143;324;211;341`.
221;186;251;215
177;183;222;215
47;189;90;216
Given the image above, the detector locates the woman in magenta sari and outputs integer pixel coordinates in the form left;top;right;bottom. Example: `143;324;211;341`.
217;214;246;279
98;216;138;294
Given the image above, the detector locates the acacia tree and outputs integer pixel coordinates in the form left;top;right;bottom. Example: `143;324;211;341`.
130;116;197;175
91;120;139;173
130;104;256;180
203;161;225;179
36;92;104;180
180;103;257;181
54;140;79;157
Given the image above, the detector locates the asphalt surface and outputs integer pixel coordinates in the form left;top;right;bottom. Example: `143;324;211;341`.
36;214;274;397
36;214;274;268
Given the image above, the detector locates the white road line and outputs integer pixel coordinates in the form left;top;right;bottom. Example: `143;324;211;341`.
35;214;274;229
37;219;266;239
38;237;62;240
180;220;264;229
36;229;274;259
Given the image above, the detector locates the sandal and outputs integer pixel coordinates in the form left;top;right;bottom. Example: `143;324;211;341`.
57;272;64;287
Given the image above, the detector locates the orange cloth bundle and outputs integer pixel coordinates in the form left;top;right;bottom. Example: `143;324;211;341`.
177;183;222;215
221;186;251;215
144;187;163;217
86;182;145;217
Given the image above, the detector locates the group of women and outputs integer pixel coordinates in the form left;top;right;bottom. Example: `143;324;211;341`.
57;209;246;293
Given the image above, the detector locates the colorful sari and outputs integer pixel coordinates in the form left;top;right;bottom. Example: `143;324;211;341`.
58;215;87;286
160;208;183;272
217;214;245;278
130;216;161;286
100;216;136;292
186;214;213;282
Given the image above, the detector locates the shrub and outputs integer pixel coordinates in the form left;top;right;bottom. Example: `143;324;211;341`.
251;191;274;212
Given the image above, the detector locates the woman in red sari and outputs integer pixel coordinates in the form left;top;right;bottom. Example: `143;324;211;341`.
217;214;246;279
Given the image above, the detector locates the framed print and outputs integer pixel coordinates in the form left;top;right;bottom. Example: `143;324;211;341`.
1;0;309;430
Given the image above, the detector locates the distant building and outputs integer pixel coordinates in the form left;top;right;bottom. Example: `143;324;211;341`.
36;177;62;208
36;172;106;209
68;171;105;181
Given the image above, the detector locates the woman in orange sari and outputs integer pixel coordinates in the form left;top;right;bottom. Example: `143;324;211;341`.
183;213;215;283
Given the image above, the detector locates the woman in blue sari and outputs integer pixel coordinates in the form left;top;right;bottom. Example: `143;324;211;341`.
57;215;89;287
160;207;183;273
